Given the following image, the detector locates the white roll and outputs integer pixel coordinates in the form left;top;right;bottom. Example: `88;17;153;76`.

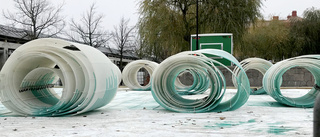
122;60;158;90
263;55;320;107
232;58;273;95
151;49;251;113
0;38;120;116
174;69;210;95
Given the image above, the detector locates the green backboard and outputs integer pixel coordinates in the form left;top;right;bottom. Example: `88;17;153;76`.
191;33;233;66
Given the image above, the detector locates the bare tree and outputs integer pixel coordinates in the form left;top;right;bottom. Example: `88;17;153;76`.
2;0;65;40
111;17;136;70
68;3;109;48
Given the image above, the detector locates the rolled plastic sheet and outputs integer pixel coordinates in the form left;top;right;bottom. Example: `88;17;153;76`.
122;60;158;90
151;49;251;113
232;58;273;95
0;38;121;116
174;69;210;95
263;55;320;107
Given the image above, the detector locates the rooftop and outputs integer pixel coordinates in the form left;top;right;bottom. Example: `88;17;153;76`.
0;24;139;60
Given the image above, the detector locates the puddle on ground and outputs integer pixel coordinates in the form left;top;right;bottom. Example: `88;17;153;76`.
247;101;287;107
205;120;297;135
205;119;256;129
267;126;295;135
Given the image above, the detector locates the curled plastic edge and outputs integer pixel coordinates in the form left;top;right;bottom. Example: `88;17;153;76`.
263;55;320;107
151;49;251;113
233;58;273;95
0;38;121;116
122;60;158;90
174;69;210;95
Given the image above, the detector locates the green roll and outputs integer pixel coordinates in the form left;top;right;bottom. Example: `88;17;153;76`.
0;38;121;116
263;55;320;107
151;49;251;113
233;58;273;95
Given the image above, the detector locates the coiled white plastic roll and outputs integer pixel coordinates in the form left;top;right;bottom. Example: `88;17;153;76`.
174;71;192;91
233;58;273;95
0;38;121;116
151;49;251;113
263;55;320;107
174;69;210;95
122;60;158;90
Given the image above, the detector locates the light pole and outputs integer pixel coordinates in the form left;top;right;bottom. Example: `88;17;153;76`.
196;0;199;50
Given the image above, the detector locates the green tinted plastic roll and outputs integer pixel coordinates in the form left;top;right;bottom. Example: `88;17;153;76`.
263;55;320;107
151;49;251;113
174;70;193;92
233;58;273;95
0;38;120;116
122;60;158;90
174;69;210;95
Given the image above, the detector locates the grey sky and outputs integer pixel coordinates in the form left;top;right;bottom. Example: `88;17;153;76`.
261;0;320;19
0;0;319;31
0;0;140;31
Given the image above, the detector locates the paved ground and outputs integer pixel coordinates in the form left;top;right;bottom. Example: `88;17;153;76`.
0;88;314;137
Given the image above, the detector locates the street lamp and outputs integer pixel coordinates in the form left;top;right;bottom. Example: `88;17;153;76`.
196;0;199;50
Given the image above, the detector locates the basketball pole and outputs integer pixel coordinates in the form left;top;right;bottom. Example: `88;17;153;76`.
196;0;199;50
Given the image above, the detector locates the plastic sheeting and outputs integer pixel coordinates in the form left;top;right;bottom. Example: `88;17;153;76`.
174;69;210;95
151;49;251;113
263;55;320;107
122;60;158;90
233;58;273;95
0;38;121;116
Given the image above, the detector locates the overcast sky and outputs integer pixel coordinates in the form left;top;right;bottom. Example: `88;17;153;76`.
0;0;319;31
